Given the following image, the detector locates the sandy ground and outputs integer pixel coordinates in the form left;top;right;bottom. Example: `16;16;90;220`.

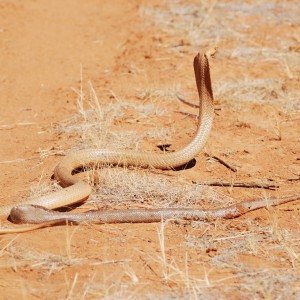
0;0;299;299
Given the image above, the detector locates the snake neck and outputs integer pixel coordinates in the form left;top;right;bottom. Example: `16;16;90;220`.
172;52;214;164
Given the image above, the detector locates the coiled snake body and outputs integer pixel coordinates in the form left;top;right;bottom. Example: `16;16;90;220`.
1;48;299;233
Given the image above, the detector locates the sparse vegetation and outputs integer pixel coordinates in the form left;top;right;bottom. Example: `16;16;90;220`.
0;0;299;299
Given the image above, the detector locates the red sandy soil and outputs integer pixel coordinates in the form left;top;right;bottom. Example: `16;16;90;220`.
0;1;299;299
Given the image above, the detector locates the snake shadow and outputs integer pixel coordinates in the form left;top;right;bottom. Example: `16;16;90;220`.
156;144;196;170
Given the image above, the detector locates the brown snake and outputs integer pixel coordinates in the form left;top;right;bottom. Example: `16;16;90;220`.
0;48;299;234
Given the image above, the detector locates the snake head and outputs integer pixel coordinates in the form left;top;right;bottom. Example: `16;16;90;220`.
9;204;52;224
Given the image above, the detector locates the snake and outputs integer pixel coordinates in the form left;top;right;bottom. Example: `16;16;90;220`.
1;48;299;234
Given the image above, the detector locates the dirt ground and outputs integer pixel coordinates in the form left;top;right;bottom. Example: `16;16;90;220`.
0;0;299;299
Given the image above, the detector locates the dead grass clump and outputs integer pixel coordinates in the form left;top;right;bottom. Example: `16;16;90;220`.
141;0;300;112
56;96;142;151
2;245;84;274
183;212;300;298
136;84;181;103
141;0;300;47
214;78;299;112
87;168;229;211
29;178;62;199
238;269;300;300
186;215;299;267
80;272;141;300
55;80;174;152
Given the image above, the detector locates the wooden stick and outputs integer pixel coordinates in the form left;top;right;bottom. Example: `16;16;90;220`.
288;178;300;182
205;153;238;172
176;94;221;111
175;111;198;119
192;180;279;190
176;94;199;108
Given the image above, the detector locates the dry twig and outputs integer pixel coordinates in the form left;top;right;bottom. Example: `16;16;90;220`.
205;153;238;172
192;180;279;190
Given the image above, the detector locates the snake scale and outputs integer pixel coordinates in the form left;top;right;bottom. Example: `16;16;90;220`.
1;48;299;234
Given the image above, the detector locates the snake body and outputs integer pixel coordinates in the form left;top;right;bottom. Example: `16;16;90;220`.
9;194;300;226
0;49;215;222
1;48;299;233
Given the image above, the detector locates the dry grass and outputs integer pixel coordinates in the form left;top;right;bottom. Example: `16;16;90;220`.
141;1;300;47
141;0;300;113
55;79;179;152
139;1;300;298
0;65;239;300
214;78;299;112
45;77;230;214
184;213;300;298
1;1;299;299
88;168;230;211
136;84;181;102
55;80;299;299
